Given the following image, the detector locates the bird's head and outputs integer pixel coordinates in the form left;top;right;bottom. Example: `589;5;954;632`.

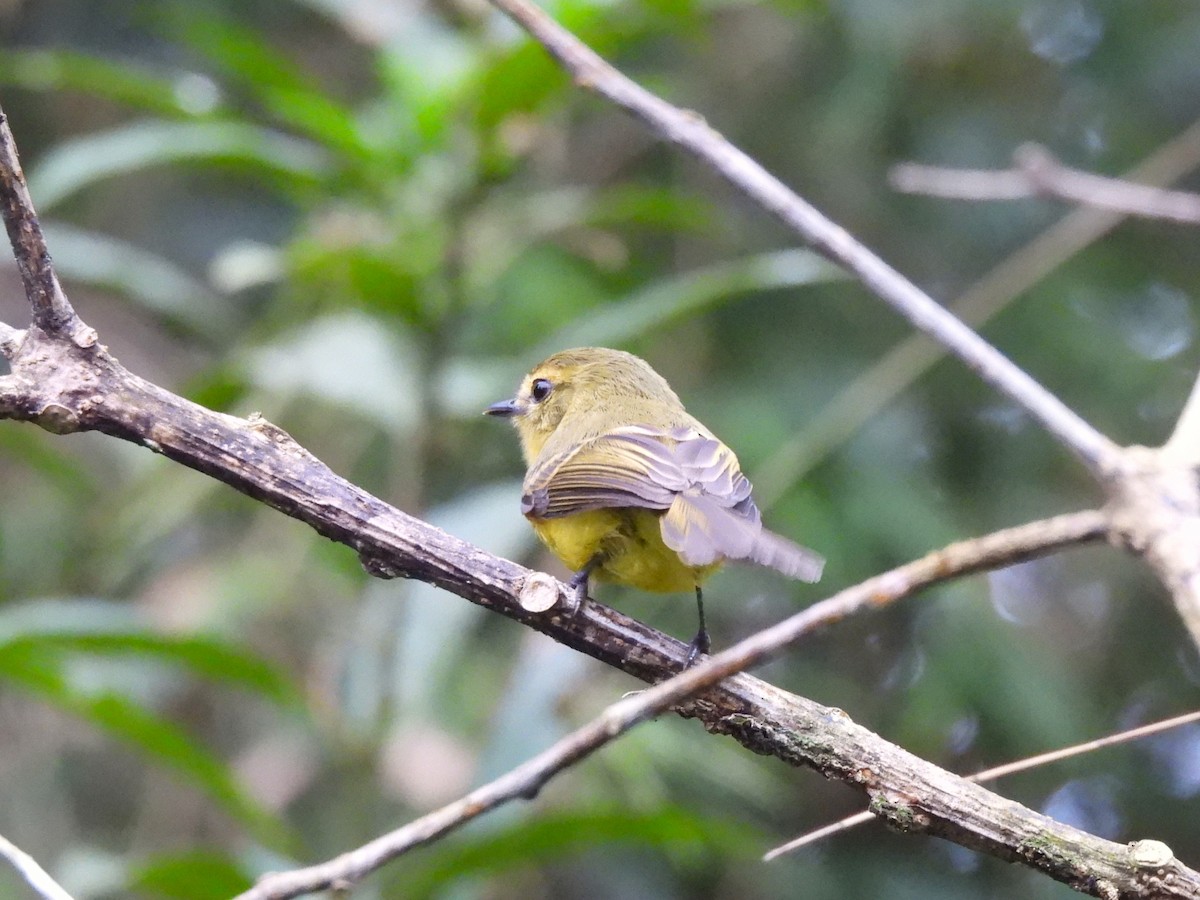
484;347;680;461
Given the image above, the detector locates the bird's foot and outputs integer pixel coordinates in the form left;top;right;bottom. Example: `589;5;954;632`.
683;627;711;669
565;572;591;617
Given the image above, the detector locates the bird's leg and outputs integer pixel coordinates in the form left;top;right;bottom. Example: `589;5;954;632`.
684;586;711;668
566;554;603;615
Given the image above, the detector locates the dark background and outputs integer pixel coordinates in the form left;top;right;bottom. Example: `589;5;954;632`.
1;0;1198;897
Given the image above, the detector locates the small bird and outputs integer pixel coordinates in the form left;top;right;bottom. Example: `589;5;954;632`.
485;347;823;665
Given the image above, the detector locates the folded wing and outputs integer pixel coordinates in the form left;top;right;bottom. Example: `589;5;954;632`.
523;425;823;582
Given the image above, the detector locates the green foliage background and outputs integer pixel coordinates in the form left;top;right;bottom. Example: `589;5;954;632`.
1;0;1199;897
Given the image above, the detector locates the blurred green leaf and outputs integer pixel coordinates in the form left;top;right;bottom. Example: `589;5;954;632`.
462;186;716;305
288;228;425;324
538;249;844;356
396;807;756;898
169;8;317;95
29;120;332;209
0;632;298;706
170;10;372;161
587;184;718;233
474;41;566;134
462;187;596;297
484;244;614;349
473;0;619;132
0;49;213;116
0;598;300;703
258;87;373;161
377;15;480;148
129;850;252;900
0;427;97;498
243;311;420;433
43;223;231;341
0;647;295;852
388;481;534;723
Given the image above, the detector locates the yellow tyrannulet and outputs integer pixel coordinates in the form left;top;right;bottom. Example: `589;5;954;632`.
486;347;823;664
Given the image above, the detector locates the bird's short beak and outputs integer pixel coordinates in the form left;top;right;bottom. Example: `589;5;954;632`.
484;398;521;418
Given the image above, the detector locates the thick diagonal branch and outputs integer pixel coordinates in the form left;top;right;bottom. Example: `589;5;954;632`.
236;511;1124;900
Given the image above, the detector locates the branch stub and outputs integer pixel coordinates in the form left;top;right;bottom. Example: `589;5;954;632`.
519;572;564;612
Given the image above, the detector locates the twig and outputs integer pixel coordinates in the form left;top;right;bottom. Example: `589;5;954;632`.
967;707;1200;783
0;112;88;345
765;708;1200;859
0;832;75;900
238;510;1114;900
891;163;1034;200
892;143;1200;226
483;0;1121;476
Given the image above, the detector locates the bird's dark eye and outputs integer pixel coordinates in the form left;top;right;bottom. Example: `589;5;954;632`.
530;378;553;402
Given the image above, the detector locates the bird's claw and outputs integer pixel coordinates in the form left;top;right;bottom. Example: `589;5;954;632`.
683;628;711;669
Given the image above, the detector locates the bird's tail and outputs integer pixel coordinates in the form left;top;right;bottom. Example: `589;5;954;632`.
748;527;824;582
661;492;824;582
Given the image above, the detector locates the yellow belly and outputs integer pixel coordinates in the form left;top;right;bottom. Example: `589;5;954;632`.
529;508;722;593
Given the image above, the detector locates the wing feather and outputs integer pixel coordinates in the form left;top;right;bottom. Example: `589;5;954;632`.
522;428;684;517
524;424;824;581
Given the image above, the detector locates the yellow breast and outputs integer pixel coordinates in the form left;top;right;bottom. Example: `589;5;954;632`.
529;508;722;594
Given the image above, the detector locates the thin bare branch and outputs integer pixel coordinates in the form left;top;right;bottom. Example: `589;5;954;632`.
238;510;1114;900
0;832;75;900
765;708;1200;860
891;163;1034;199
484;0;1121;475
764;810;876;859
973;707;1200;783
0;113;88;344
893;143;1200;225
